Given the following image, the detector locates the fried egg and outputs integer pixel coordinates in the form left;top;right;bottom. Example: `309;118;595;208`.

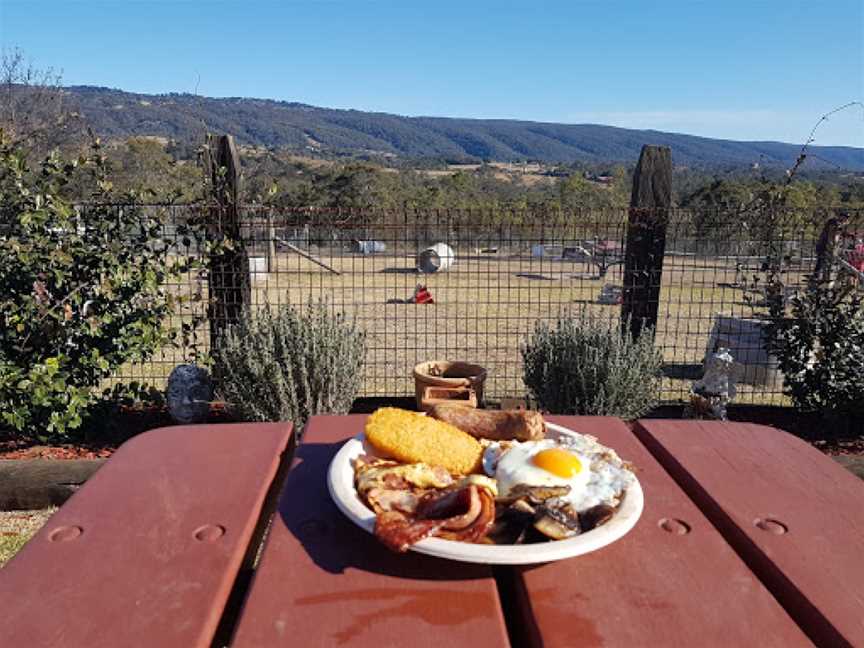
486;435;635;513
494;440;590;497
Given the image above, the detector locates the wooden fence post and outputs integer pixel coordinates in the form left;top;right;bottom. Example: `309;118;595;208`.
812;210;850;288
621;145;672;339
205;134;250;350
266;208;277;272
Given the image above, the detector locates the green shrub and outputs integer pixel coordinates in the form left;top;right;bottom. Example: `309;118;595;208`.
521;312;662;419
213;301;366;429
766;279;864;418
0;136;202;441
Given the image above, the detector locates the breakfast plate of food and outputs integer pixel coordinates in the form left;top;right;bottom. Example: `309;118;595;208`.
327;405;643;565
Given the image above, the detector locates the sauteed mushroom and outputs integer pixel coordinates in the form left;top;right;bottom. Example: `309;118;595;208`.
579;504;615;531
488;484;620;544
533;502;581;540
497;484;571;505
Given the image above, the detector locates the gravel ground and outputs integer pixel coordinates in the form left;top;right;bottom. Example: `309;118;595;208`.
0;508;56;566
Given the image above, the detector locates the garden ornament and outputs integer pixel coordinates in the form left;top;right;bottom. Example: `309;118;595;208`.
166;364;213;424
685;348;738;421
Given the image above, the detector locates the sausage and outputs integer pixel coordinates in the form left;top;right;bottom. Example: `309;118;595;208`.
426;404;545;441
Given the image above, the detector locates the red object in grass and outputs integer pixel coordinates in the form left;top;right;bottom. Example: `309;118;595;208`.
413;286;434;304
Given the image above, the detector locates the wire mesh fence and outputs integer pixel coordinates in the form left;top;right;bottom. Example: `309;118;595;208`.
114;204;864;406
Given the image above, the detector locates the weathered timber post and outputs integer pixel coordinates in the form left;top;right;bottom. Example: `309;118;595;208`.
0;459;106;509
266;208;277;271
621;145;672;339
812;210;850;288
205;134;250;349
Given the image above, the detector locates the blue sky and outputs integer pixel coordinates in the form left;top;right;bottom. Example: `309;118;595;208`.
1;0;862;146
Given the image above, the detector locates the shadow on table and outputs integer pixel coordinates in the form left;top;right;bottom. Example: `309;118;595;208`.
279;442;492;581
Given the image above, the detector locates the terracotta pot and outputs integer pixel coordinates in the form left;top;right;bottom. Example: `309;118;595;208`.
420;386;478;410
413;360;487;411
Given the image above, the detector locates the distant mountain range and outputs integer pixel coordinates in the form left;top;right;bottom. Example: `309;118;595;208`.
63;86;864;171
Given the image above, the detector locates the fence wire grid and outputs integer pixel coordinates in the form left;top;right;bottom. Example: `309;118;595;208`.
115;205;864;406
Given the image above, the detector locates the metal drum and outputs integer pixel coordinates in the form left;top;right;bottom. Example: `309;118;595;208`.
416;243;455;273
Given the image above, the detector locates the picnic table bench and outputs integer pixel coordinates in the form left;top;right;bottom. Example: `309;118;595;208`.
2;415;862;647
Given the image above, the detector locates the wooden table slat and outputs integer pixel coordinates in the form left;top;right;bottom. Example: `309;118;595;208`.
514;416;810;647
231;414;511;648
0;422;293;648
635;419;864;647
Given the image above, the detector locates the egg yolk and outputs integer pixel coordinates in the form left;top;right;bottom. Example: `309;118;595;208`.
533;448;582;478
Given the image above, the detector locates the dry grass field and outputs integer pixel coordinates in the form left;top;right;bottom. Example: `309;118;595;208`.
0;509;56;567
126;246;798;406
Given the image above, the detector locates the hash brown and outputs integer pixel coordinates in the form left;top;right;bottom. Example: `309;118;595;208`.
365;408;483;475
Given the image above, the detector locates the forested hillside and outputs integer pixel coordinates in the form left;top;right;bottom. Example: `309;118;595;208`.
64;86;864;170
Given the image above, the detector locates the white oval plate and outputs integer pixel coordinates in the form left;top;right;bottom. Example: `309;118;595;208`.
327;422;643;565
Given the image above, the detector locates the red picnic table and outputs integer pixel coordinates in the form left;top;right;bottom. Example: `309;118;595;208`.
2;415;863;647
